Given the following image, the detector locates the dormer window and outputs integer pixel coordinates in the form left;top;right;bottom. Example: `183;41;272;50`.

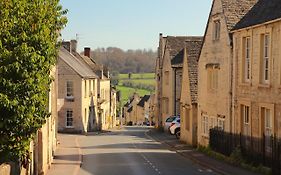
213;20;220;41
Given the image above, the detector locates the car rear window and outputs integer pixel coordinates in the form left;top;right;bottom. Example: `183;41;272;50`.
166;116;175;122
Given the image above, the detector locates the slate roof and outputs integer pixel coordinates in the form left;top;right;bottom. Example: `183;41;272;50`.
74;53;107;79
137;95;150;107
166;37;202;66
171;37;203;66
221;0;258;31
233;0;281;30
59;48;98;78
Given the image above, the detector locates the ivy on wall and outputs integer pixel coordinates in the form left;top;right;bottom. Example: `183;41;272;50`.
0;0;67;163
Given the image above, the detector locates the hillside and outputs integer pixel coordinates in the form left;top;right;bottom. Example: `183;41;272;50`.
89;47;157;74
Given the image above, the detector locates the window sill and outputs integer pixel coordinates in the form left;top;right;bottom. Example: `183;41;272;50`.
65;126;74;129
239;82;251;87
258;84;270;88
65;96;75;102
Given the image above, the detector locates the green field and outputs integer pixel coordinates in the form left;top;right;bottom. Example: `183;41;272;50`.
116;85;151;104
116;73;155;105
118;73;155;80
119;79;155;86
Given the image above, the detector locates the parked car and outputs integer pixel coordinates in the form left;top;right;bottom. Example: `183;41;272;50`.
164;115;180;132
169;118;180;139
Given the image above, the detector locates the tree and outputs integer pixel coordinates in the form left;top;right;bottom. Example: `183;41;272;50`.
0;0;67;164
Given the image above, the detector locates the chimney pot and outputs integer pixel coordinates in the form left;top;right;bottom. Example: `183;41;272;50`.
84;47;91;57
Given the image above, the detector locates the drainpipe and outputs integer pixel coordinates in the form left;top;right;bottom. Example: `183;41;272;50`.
174;68;177;116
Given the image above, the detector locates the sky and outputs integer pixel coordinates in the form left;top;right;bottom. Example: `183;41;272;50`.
60;0;212;52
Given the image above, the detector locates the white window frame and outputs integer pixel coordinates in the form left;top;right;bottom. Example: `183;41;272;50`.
66;109;74;128
262;34;270;84
202;115;209;135
242;105;250;136
66;81;73;97
217;118;225;131
244;37;251;82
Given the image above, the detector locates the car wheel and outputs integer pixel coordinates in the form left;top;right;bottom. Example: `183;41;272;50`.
175;129;180;139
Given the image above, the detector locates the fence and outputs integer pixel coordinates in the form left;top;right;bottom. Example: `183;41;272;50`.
209;128;281;175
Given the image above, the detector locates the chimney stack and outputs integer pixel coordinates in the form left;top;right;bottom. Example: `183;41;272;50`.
70;40;77;53
84;47;91;58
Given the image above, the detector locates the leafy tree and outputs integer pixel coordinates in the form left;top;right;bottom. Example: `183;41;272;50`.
0;0;67;164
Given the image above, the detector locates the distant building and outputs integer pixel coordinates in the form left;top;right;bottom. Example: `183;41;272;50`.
123;93;140;125
136;95;151;125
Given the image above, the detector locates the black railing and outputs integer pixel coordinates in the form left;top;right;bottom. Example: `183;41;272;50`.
209;128;281;175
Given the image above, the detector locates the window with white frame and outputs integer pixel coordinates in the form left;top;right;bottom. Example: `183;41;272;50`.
217;118;225;130
261;107;272;152
261;34;270;84
213;20;220;41
209;117;216;129
84;80;87;97
241;105;250;136
202;115;209;135
89;80;92;96
66;81;73;97
243;37;251;82
66;109;73;127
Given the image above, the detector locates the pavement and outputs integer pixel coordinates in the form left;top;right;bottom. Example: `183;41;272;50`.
46;134;82;175
146;128;261;175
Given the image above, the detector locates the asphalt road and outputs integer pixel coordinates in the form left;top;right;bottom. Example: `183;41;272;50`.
77;126;218;175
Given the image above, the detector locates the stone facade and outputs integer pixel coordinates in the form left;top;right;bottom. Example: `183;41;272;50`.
124;93;140;125
232;0;281;142
179;38;202;147
156;34;196;129
57;46;99;133
197;0;257;146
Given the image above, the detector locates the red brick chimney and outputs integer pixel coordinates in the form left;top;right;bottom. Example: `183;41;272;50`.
84;47;91;57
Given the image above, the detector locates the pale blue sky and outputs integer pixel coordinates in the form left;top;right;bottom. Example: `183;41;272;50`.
60;0;212;52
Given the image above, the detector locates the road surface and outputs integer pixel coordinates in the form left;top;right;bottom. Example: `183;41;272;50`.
78;126;217;175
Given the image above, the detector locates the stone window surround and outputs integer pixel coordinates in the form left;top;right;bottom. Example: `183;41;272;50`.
212;16;221;41
66;109;74;128
238;100;251;136
259;27;272;87
258;103;275;137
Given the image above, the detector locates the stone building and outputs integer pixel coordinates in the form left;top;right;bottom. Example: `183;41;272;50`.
136;95;151;125
78;47;112;130
179;38;203;147
232;0;281;151
155;34;198;129
57;46;99;133
124;93;140;125
197;0;257;146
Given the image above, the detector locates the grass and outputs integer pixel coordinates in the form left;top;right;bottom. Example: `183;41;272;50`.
116;85;151;105
118;73;155;80
119;79;155;86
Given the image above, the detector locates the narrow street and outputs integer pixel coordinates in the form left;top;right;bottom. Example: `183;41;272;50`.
77;126;217;175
